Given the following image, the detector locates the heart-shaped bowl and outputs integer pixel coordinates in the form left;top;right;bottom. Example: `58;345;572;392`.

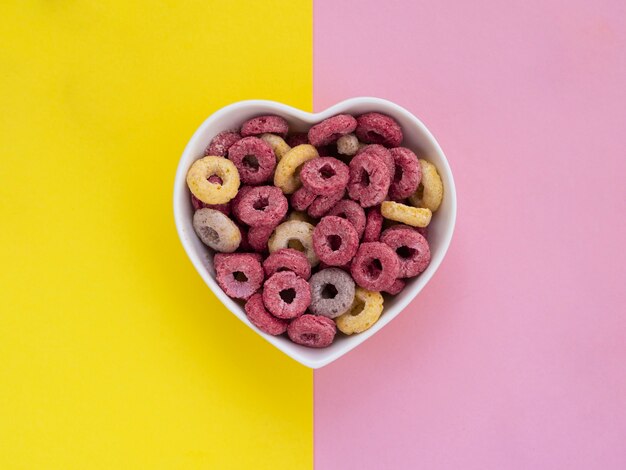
174;97;456;368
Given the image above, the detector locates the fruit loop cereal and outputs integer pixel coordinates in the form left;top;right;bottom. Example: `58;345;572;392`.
186;156;240;204
185;110;445;348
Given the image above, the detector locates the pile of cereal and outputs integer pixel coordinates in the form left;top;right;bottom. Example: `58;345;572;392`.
186;112;444;348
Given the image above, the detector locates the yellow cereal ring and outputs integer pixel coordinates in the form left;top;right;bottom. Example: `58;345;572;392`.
186;156;240;204
268;220;319;266
335;287;384;335
381;201;432;228
274;144;319;194
260;133;291;161
408;159;443;212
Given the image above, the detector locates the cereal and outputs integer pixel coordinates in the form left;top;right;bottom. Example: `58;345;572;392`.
205;130;241;157
337;134;360;156
214;252;264;299
356;144;395;180
191;194;231;216
408;159;444;212
287;314;336;348
312;216;359;266
355;112;403;147
383;278;406;295
247;223;278;253
290;186;317;211
287;211;315;224
307;189;345;218
389;147;421;200
227;136;276;185
363;206;383;242
309;268;355;318
232;185;287;227
381;201;432;228
268;220;319;266
380;226;431;277
286;132;309;147
347;152;391;207
241;115;289;138
300;157;349;195
186;156;240;204
192;208;241;253
245;293;288;336
263;248;311;280
335;288;384;335
326;200;366;240
262;271;311;319
350;242;400;291
260;133;291;161
274;144;319;194
308;114;357;147
236;222;253;252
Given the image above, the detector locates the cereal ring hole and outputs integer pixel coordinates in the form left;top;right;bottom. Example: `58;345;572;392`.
415;183;424;199
252;196;269;211
366;258;383;279
396;246;416;259
279;288;297;304
199;226;220;244
321;283;338;299
393;166;403;183
366;130;385;144
319;163;336;179
349;299;365;316
327;234;342;251
233;271;248;282
208;175;223;185
242;154;260;172
359;169;371;186
288;239;306;252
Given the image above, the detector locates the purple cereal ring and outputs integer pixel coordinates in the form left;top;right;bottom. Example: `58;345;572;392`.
309;268;355;318
380;226;431;277
308;114;357;147
247;223;278;253
363;206;383;242
312;216;359;266
245;293;288;335
287;314;336;348
350;242;400;291
291;186;317;211
228;137;276;185
214;252;264;299
262;271;311;319
300;157;349;195
326;199;366;240
232;185;287;227
307;189;345;218
263;248;311;280
347;152;391;208
384;278;406;295
241;115;289;138
357;144;395;180
286;132;309;147
355;112;403;147
389;147;421;200
205;130;241;157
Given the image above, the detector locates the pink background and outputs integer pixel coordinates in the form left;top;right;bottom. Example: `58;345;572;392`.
313;0;626;468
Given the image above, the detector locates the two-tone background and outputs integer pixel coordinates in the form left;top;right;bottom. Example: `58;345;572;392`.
1;1;625;468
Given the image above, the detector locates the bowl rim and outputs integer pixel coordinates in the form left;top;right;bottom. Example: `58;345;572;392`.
173;97;457;368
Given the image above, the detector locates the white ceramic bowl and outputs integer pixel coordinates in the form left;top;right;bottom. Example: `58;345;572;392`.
173;98;456;368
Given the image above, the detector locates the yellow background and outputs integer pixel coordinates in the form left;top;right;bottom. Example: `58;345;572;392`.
0;1;312;468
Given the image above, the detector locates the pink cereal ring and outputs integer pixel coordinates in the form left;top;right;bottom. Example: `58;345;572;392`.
350;242;400;291
380;226;431;277
262;271;311;319
247;223;278;253
191;193;231;216
307;189;345;218
290;186;317;211
245;293;288;336
363;206;383;242
300;157;350;195
205;130;241;157
326;199;366;240
227;136;276;185
383;278;406;295
287;314;337;348
355;112;403;147
347;152;391;208
389;147;421;200
232;185;287;228
214;252;264;300
308;114;357;147
312;216;359;266
263;248;311;280
241;115;289;138
357;144;395;180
